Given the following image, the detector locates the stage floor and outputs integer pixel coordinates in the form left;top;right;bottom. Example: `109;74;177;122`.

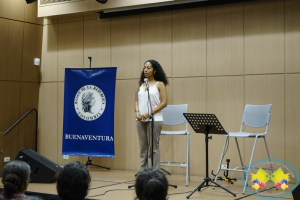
25;167;294;200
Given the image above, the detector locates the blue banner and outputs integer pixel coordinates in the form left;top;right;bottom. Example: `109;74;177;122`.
62;67;117;157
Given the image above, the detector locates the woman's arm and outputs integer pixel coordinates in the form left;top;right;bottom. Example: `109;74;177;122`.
135;85;142;121
153;81;168;114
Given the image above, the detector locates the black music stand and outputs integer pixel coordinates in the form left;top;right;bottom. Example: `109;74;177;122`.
183;113;236;199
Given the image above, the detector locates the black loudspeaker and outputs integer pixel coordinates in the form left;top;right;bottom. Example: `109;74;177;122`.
16;148;62;183
293;184;300;200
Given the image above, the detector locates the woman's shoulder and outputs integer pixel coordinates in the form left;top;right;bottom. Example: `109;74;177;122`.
137;83;143;88
156;81;166;87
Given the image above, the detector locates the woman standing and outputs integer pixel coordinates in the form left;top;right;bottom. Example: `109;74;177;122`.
135;60;168;171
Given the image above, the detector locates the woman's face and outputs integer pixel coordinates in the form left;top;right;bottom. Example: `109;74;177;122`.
143;62;154;78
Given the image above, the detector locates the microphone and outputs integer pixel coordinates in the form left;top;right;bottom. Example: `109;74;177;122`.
144;78;149;88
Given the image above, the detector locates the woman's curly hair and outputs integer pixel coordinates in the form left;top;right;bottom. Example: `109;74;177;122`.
139;60;168;86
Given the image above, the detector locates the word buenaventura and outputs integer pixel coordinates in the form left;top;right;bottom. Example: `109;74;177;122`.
65;134;113;141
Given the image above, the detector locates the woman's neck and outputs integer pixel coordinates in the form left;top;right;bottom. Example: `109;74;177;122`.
147;77;156;83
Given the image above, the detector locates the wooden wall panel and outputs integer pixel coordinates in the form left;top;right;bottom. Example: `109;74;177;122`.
244;0;284;74
24;1;44;25
84;19;111;68
166;79;173;106
285;0;300;73
0;81;21;132
207;76;245;179
0;133;3;170
41;24;58;82
245;75;284;162
170;77;206;176
22;23;43;82
57;21;84;81
141;12;172;78
84;12;100;21
57;82;83;166
38;83;58;163
110;80;140;170
285;74;300;172
0;81;21;166
18;82;39;152
2;128;19;167
172;8;206;77
58;15;84;24
0;0;43;167
0;19;24;81
0;0;25;21
207;4;244;76
111;16;140;79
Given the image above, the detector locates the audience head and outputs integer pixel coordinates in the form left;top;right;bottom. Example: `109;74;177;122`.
135;168;168;200
1;160;31;198
56;161;91;200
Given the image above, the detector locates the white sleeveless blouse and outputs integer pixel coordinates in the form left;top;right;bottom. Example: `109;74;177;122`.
138;82;163;121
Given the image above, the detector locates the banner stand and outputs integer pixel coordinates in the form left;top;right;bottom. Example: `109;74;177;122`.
85;156;110;170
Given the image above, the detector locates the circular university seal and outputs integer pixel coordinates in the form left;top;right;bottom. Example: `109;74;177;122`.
74;85;106;121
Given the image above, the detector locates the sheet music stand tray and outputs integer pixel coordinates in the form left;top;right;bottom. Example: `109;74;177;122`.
183;113;236;199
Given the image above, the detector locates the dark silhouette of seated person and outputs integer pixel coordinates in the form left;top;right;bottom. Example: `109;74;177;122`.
0;160;31;200
56;161;91;200
135;168;169;200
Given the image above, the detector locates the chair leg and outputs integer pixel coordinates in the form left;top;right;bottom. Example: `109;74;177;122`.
235;137;244;167
243;136;258;194
186;133;190;186
188;133;190;182
264;137;274;173
189;139;190;181
214;136;228;185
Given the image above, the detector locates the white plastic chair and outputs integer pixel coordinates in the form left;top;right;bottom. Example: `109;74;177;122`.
214;104;273;193
160;104;190;186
